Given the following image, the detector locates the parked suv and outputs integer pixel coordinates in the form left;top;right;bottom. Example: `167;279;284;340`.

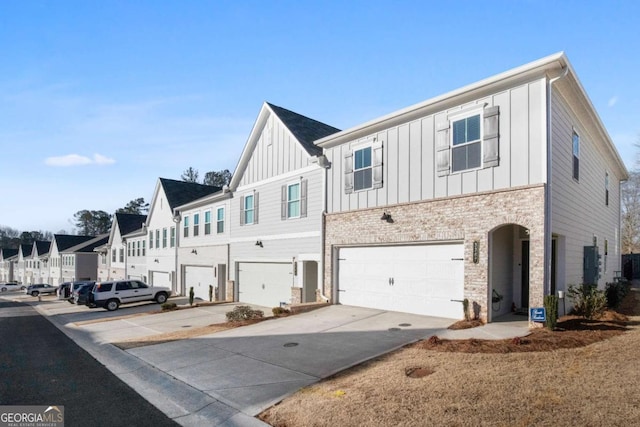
91;280;171;311
25;284;57;297
73;283;96;306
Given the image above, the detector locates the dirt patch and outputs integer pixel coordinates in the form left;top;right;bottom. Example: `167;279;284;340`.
259;288;640;427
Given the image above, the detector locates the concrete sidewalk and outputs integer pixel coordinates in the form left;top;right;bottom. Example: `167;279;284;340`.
21;297;530;426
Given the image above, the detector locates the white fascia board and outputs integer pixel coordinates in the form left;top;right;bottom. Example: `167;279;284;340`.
316;52;567;149
234;164;321;193
174;190;231;213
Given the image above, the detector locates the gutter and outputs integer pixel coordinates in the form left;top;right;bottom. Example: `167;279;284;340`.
544;66;569;297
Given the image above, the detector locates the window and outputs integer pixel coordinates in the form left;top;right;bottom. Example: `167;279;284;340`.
142;240;146;256
243;194;255;225
288;183;300;218
217;207;224;233
184;216;189;238
193;213;200;237
119;248;124;263
451;114;481;172
204;211;211;235
170;227;175;247
155;230;160;248
136;241;140;257
572;131;580;181
354;147;372;191
112;249;116;262
605;172;609;206
127;242;131;257
162;228;167;248
149;231;153;249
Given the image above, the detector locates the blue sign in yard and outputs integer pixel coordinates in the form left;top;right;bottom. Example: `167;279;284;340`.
530;307;546;322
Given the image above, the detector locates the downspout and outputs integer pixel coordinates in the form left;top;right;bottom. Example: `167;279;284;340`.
173;211;181;295
544;66;569;297
319;154;331;303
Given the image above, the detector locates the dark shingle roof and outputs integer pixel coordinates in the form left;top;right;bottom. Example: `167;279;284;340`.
54;235;95;252
20;244;33;257
159;178;222;209
35;240;51;256
267;103;341;156
1;248;18;259
67;234;109;253
115;213;147;236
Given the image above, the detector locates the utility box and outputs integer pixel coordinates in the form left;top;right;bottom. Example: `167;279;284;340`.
583;246;601;286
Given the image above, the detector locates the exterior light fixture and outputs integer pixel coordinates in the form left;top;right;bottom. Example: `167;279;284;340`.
154;258;159;263
255;240;263;247
380;212;393;223
191;249;198;255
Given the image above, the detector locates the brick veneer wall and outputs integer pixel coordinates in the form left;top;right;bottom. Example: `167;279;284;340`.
323;184;546;322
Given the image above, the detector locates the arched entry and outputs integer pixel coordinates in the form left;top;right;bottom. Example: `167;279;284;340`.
488;224;530;322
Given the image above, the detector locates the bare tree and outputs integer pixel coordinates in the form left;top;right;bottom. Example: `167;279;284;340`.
181;167;199;183
203;169;232;187
117;198;149;214
622;171;640;254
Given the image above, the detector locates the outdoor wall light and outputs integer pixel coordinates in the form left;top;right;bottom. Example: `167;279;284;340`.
154;258;159;263
191;249;198;255
380;212;393;223
255;240;263;248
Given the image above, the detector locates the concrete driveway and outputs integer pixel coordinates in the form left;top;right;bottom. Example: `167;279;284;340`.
14;296;528;426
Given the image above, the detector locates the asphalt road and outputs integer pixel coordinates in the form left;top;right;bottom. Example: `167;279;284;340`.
0;300;178;426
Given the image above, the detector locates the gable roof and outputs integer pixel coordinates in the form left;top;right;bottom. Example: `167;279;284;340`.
19;244;33;258
115;213;147;236
159;178;222;210
0;248;18;260
266;102;341;156
34;241;51;257
62;234;109;254
229;102;340;191
53;235;96;252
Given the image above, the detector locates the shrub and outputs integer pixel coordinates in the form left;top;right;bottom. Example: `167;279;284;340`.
189;286;194;306
462;298;470;322
272;306;290;317
161;302;177;311
543;294;559;330
226;305;264;322
605;280;631;309
567;284;607;320
209;285;214;302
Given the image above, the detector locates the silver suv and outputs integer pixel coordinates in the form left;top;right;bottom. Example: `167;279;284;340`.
91;280;171;311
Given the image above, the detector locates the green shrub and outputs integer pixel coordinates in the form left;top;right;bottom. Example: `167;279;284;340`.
226;305;264;322
605;280;631;309
161;302;178;311
543;294;559;330
272;306;290;317
209;285;214;302
567;284;607;320
189;286;194;306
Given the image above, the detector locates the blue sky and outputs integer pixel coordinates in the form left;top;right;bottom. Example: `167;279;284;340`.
1;0;638;233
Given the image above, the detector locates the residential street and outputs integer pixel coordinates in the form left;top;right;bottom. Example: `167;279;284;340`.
0;300;177;427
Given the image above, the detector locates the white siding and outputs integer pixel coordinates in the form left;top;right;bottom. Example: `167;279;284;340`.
326;78;548;213
551;91;623;289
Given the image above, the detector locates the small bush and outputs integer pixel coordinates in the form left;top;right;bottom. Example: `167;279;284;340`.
226;305;264;322
544;294;559;330
427;335;441;345
567;284;607;320
605;280;631;309
189;286;194;306
209;285;214;302
272;306;290;317
161;302;177;311
462;298;470;322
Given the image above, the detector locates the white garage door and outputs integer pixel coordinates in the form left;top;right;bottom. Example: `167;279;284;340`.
151;271;171;288
185;266;214;301
237;262;292;308
338;244;464;319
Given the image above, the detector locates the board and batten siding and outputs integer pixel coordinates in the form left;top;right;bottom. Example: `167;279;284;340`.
238;115;317;187
325;78;547;214
551;90;623;287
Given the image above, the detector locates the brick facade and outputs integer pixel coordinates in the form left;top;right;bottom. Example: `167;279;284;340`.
323;184;546;322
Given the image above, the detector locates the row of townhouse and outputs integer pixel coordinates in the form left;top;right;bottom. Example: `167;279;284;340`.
1;53;628;323
0;234;109;286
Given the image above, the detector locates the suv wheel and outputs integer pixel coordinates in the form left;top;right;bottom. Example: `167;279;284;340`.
155;292;168;304
31;291;39;297
1;287;6;292
105;299;120;311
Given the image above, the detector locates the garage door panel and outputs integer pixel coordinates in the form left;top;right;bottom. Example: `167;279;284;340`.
238;262;292;308
185;266;214;301
338;244;464;319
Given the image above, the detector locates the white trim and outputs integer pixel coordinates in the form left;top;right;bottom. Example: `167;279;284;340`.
352;144;374;192
449;111;483;174
235;164;319;192
229;230;321;244
447;104;485;121
286;181;301;219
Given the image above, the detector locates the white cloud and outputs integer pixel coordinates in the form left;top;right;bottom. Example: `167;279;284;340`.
608;96;618;107
44;153;115;167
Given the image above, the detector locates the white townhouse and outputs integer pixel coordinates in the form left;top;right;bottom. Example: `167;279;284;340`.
145;178;220;295
0;248;18;283
48;235;96;286
59;234;109;283
123;225;148;283
316;52;627;322
224;102;340;308
102;213;148;281
31;241;51;284
15;244;32;285
174;190;232;301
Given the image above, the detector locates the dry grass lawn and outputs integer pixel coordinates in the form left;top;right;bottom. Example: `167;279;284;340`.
259;289;640;427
